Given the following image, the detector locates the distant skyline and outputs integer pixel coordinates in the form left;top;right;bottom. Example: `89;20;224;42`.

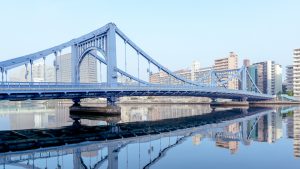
0;0;299;74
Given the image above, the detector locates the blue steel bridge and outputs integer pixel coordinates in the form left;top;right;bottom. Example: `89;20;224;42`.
0;23;273;104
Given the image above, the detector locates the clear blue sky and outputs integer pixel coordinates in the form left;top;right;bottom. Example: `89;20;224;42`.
0;0;299;73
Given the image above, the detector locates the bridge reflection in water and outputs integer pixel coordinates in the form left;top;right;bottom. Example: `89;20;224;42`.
0;102;298;169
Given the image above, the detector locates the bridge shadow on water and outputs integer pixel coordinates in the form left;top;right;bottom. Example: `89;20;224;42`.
1;105;295;169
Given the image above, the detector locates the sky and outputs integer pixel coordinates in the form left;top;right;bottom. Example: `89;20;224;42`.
0;0;299;76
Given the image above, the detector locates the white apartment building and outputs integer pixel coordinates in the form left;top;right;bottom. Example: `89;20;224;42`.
293;48;300;97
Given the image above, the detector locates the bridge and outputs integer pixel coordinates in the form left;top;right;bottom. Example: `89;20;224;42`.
0;23;274;104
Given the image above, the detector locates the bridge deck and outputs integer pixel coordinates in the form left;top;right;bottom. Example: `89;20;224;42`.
0;83;274;101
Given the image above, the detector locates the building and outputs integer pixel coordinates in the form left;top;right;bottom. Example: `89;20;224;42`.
191;61;200;81
274;64;283;94
286;65;294;93
243;59;250;67
79;54;98;83
247;65;258;91
149;61;202;85
10;62;55;82
293;48;300;97
55;53;72;82
256;64;264;93
253;61;282;95
56;53;98;83
214;52;238;89
193;67;214;84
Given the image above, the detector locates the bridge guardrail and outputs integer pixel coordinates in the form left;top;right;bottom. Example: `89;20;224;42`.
0;81;269;96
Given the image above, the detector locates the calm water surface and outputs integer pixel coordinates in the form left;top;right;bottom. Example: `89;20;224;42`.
0;100;299;169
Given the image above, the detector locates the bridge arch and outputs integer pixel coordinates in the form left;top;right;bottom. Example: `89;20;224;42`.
76;46;107;83
78;46;106;65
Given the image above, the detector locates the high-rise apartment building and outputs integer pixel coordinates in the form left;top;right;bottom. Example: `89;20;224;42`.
55;53;72;82
10;62;55;82
293;48;300;97
253;61;282;95
55;53;98;83
214;52;238;89
286;65;294;93
274;64;283;94
149;61;202;84
191;61;200;81
243;59;250;67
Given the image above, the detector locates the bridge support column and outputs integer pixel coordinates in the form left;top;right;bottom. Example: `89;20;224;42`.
43;57;46;82
106;23;118;87
241;97;248;102
1;68;3;83
72;98;81;106
107;96;118;106
30;60;33;82
71;45;79;83
5;70;7;82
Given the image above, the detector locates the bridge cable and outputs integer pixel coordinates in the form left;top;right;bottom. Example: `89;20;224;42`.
99;62;102;83
126;145;129;169
24;63;28;82
43;57;46;82
139;138;141;169
59;50;62;82
137;52;140;85
54;52;58;83
148;60;151;82
124;41;127;73
62;152;64;169
5;70;7;82
46;157;48;169
30;60;33;82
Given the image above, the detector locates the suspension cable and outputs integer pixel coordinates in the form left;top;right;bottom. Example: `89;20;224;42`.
126;145;128;169
124;41;127;73
139;138;141;169
148;60;151;80
99;62;102;83
137;52;140;85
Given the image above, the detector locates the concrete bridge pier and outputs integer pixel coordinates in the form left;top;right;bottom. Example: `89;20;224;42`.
72;98;81;106
210;97;249;107
107;96;118;106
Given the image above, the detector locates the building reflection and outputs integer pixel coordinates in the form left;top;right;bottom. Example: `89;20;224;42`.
0;101;212;130
294;110;300;157
216;123;240;154
213;108;286;154
192;134;202;146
